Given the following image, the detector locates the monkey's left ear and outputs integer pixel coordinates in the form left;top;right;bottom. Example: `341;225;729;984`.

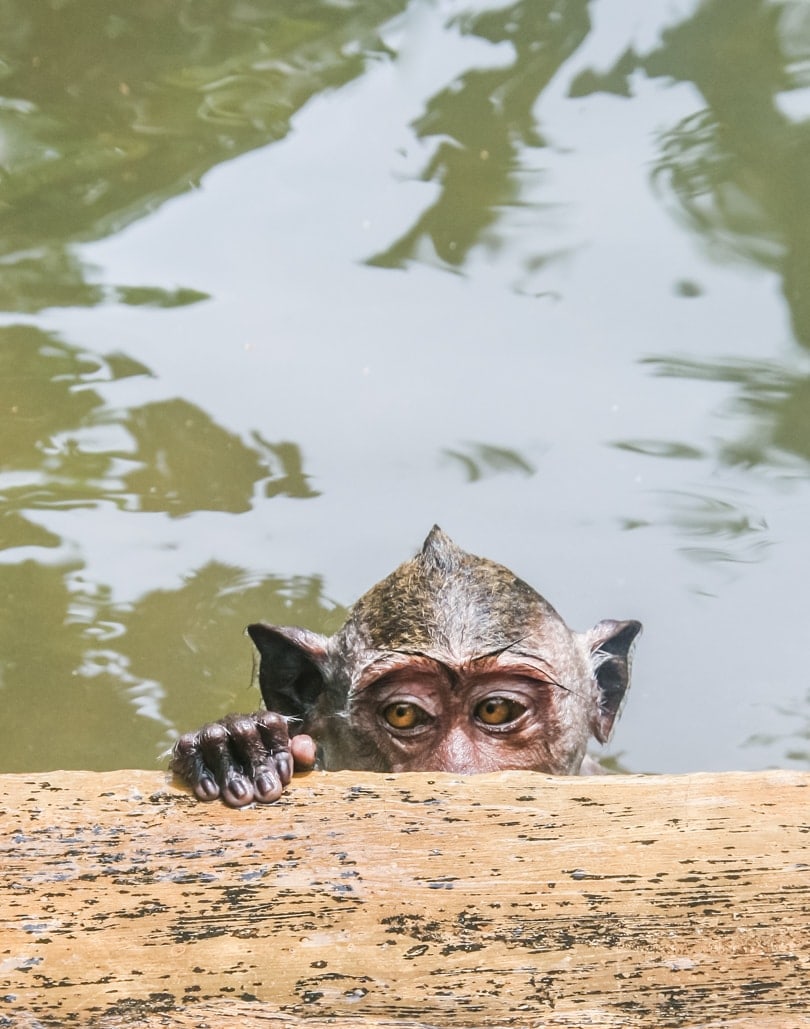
246;623;330;719
586;619;642;744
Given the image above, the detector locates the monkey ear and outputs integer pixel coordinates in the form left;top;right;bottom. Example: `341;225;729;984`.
586;619;642;744
246;623;330;719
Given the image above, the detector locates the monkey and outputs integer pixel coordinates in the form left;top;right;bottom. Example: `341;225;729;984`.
171;526;641;807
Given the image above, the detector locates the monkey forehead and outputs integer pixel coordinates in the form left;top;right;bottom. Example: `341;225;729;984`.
345;649;566;695
343;547;567;657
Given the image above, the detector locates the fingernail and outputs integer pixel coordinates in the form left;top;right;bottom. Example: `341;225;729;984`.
228;777;247;799
255;775;281;800
196;775;219;799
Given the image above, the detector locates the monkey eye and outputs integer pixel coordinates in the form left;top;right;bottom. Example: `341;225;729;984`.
382;701;428;731
474;696;525;727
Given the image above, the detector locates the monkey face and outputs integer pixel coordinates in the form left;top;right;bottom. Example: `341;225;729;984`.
357;665;566;774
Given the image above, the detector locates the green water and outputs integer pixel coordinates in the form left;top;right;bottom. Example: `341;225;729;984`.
1;0;809;774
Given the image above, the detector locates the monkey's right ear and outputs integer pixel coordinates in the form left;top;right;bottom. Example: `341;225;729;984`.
586;619;642;745
246;623;329;719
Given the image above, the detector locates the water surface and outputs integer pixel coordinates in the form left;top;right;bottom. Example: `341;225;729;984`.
2;0;809;774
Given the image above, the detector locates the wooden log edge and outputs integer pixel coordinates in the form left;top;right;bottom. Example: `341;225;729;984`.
1;768;809;1028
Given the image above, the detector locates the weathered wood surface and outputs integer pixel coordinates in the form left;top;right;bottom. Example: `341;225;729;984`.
1;768;809;1029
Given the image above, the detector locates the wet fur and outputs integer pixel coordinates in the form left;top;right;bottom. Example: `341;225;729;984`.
249;527;641;776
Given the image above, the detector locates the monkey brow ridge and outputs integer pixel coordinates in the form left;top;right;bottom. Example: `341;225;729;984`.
382;640;576;697
474;640;574;695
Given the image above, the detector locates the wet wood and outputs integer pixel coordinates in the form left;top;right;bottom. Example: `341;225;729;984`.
1;768;809;1029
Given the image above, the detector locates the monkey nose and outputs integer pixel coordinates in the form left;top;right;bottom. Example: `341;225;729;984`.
431;731;478;774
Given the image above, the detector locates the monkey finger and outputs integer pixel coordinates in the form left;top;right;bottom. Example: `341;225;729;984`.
195;720;258;808
252;709;291;766
171;731;222;802
224;714;288;804
251;709;291;747
252;710;296;788
290;734;317;771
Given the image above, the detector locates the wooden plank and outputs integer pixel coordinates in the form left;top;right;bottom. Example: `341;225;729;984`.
1;768;809;1028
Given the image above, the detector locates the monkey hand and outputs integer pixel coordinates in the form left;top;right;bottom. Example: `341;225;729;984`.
170;711;317;807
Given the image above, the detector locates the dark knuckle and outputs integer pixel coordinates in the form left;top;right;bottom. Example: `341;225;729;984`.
173;734;197;757
226;715;258;737
200;722;230;745
256;710;286;732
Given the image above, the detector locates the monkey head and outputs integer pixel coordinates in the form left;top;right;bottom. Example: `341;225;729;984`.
247;526;640;778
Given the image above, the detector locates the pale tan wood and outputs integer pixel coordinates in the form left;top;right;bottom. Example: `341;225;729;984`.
1;768;809;1028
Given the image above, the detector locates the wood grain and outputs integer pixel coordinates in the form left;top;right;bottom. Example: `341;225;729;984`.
1;768;809;1028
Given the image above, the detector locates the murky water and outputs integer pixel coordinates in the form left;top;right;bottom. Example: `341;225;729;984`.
2;0;809;775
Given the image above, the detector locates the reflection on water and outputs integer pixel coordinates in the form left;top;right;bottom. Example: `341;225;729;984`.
641;355;810;468
1;557;344;771
0;0;405;310
258;438;322;500
125;399;272;515
645;0;810;349
0;326;318;519
586;0;810;486
0;326;107;473
442;442;536;483
745;691;810;765
2;0;810;773
369;0;590;270
618;482;772;584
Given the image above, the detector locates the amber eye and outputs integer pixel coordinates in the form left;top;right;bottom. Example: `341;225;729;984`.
475;696;523;726
383;702;424;730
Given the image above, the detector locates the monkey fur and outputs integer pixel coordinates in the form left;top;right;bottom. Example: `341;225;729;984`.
172;526;641;806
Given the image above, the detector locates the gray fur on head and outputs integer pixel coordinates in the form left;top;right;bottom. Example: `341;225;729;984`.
247;526;641;775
